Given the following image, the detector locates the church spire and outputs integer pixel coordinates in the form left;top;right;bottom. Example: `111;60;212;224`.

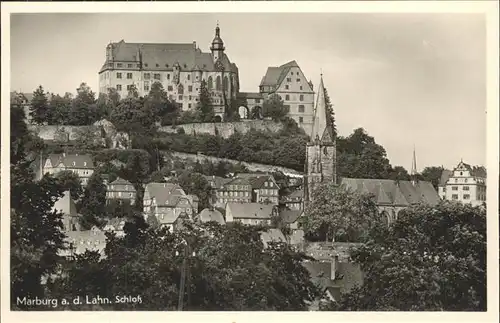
310;75;334;143
411;145;418;185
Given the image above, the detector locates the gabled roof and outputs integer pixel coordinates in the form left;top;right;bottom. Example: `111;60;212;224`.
260;228;287;248
198;208;225;225
280;209;302;224
145;182;185;198
203;175;232;189
46;153;94;169
259;60;308;90
439;169;453;186
226;202;275;219
341;178;440;206
107;177;136;192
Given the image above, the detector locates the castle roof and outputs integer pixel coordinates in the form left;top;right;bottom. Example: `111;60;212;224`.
101;40;238;73
259;60;311;91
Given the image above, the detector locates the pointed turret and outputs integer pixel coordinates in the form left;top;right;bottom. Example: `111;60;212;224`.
411;145;418;186
310;75;334;143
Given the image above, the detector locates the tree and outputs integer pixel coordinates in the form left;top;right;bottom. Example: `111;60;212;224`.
323;86;337;138
327;202;486;311
196;80;214;122
421;166;445;190
300;182;380;242
54;170;84;202
29;85;49;125
337;128;393;179
146;82;180;125
79;173;107;229
73;126;105;150
262;94;289;121
68;83;99;126
51;222;319;310
389;165;411;181
47;93;72;125
176;171;213;211
127;84;139;99
110;96;156;142
11;103;66;309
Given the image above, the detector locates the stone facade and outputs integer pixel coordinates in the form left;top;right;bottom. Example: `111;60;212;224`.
98;24;239;119
158;119;283;139
304;76;337;203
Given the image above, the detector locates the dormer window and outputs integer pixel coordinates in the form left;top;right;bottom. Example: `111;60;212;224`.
84;162;87;167
460;172;463;176
72;161;76;166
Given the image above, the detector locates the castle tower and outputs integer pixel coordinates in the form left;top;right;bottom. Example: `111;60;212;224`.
304;75;337;203
210;22;225;63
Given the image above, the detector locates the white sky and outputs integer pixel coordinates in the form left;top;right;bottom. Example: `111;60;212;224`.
10;12;487;170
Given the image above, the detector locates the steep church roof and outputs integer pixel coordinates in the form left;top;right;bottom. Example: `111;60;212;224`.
310;76;334;143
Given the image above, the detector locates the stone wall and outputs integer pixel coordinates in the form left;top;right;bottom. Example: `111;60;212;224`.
158;120;284;138
168;151;303;177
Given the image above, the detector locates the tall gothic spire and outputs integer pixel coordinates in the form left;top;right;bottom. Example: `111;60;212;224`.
411;145;418;185
310;75;334;143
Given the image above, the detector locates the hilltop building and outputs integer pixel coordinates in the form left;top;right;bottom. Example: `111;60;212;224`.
238;60;315;134
106;177;137;205
438;160;487;206
10;92;33;123
39;153;95;185
98;24;239;120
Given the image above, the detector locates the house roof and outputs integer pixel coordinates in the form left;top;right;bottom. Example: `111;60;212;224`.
226;202;275;219
283;189;303;201
198;208;225;225
63;228;107;256
107;178;136;192
280;209;302;224
232;173;278;190
47;153;94;169
52;191;77;217
145;182;186;200
101;40;238;74
341;178;440;206
203;175;232;189
259;60;301;88
222;177;253;190
260;228;287;248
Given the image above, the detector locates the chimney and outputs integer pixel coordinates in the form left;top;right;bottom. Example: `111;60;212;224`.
331;255;339;280
62;152;66;157
193;41;197;48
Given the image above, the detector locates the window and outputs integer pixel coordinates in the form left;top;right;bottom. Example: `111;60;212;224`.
463;186;470;191
154;73;161;80
128;64;132;68
127;85;133;91
117;63;123;68
184;64;187;68
300;86;303;90
188;85;193;92
188;95;192;100
452;186;458;191
291;72;294;75
116;72;122;79
126;73;132;79
116;84;122;91
179;103;183;109
166;64;169;68
299;117;304;123
285;94;290;100
144;63;148;67
144;83;150;91
179;95;183;100
255;98;261;103
167;86;173;91
187;74;191;80
188;103;192;109
465;178;468;183
452;194;459;200
455;178;458;183
285;85;289;90
298;105;305;113
299;95;304;101
463;194;470;200
144;73;151;80
460;172;463;175
156;63;159;67
284;105;290;110
287;78;292;82
297;78;301;82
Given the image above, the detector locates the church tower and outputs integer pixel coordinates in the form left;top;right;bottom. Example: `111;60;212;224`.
304;75;337;203
210;22;225;63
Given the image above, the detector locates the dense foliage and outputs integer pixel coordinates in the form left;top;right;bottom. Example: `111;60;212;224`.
300;182;381;242
49;222;320;310
322;202;487;311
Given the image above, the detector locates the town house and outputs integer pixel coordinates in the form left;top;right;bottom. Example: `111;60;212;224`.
225;202;277;226
106;177;137;205
39;153;95;185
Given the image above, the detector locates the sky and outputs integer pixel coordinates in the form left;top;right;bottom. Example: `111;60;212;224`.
9;12;487;171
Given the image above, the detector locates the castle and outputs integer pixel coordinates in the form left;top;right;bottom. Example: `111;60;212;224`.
98;24;239;120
